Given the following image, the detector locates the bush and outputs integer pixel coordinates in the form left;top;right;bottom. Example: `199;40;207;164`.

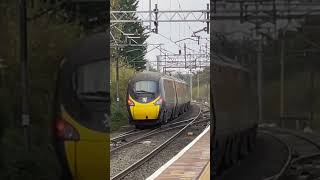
0;128;61;180
0;1;84;178
110;60;136;131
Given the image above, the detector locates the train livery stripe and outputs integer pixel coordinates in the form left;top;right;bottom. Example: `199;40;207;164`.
146;126;210;180
60;105;106;141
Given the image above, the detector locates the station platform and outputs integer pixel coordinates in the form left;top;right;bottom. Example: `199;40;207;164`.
147;126;210;180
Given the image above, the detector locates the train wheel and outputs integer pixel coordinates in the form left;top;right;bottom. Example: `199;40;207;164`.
230;135;240;165
239;133;248;159
213;142;220;177
214;142;223;176
161;112;167;125
248;131;255;152
135;125;143;129
223;138;232;169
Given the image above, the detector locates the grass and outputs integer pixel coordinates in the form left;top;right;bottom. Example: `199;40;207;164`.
264;71;320;131
110;102;130;132
192;84;210;101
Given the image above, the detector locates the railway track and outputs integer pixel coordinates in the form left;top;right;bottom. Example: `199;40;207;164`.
110;104;202;145
110;104;209;152
260;128;320;180
110;103;210;180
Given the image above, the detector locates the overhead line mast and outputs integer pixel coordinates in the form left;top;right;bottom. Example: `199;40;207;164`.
211;0;320;124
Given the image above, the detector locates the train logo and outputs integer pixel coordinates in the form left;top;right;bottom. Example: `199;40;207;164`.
142;97;147;103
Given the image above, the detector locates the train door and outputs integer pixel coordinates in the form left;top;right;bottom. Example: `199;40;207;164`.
173;81;178;119
163;79;176;121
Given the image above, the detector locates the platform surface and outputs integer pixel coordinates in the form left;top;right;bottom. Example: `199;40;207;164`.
147;126;210;180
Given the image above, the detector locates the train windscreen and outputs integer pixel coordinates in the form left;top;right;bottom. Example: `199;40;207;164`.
134;81;158;94
131;81;158;103
76;60;108;101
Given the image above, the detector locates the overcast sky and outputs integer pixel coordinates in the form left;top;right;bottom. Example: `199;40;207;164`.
137;0;210;74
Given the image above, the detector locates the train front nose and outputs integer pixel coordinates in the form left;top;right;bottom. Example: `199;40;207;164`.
128;96;161;120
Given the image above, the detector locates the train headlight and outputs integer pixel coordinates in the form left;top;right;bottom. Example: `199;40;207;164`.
155;97;163;105
128;99;135;106
55;118;80;141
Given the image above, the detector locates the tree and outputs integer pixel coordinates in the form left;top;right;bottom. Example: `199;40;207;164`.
117;0;148;71
0;1;85;178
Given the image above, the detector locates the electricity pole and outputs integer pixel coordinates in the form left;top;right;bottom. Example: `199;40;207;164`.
197;73;200;99
156;55;160;72
257;34;263;124
20;0;30;151
146;61;149;71
190;72;193;102
280;34;285;128
149;0;152;32
116;48;121;111
184;43;187;68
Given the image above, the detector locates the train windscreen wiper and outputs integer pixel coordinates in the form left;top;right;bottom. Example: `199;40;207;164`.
135;90;154;94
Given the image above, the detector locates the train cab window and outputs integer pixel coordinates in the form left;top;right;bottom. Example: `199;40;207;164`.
130;80;158;103
134;81;158;94
75;60;108;101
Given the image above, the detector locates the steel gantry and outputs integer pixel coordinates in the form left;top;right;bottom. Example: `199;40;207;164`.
155;53;209;72
111;3;210;33
111;2;211;108
110;2;211;72
211;0;320;20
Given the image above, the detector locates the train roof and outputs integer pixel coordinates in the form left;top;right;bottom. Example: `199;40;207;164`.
64;32;108;65
61;33;109;92
131;71;188;84
211;53;249;71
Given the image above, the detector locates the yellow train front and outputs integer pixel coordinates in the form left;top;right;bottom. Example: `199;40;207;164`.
127;71;191;128
53;33;109;180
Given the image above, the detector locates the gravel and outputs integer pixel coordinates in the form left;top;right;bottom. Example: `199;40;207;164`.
122;118;209;179
110;104;207;179
110;104;199;143
110;130;177;177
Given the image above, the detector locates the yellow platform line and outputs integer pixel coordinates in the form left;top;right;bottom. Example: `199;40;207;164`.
199;161;210;180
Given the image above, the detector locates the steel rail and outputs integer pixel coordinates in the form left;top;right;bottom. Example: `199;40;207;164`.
111;129;155;142
291;153;320;164
261;128;320;180
110;117;209;153
259;130;292;180
111;105;203;144
111;106;203;180
111;129;138;141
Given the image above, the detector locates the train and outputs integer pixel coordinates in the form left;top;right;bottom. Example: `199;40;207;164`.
53;33;109;180
211;54;258;176
126;71;191;128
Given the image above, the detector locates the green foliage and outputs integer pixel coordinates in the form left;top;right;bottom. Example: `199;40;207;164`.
113;0;148;71
110;60;136;131
191;68;210;101
110;104;129;132
0;1;85;178
262;15;320;130
192;84;210;101
264;72;320;130
0;129;61;180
